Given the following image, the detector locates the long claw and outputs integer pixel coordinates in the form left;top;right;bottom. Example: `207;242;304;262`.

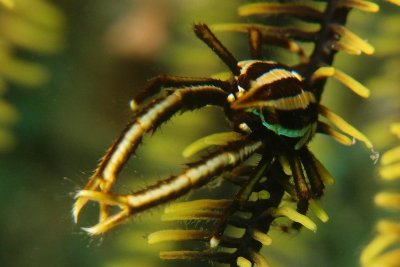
73;190;132;234
72;198;88;223
72;175;114;223
72;177;102;223
82;208;131;235
74;190;127;206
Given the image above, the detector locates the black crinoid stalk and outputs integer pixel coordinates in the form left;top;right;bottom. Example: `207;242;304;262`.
73;0;398;266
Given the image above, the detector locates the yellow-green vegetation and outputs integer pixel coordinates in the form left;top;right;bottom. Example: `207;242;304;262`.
360;123;400;267
0;0;64;151
1;1;399;267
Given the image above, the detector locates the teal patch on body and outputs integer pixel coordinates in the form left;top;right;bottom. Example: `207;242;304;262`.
252;109;310;138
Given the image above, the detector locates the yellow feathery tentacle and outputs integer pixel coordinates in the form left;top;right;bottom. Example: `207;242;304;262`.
312;67;370;98
182;132;244;158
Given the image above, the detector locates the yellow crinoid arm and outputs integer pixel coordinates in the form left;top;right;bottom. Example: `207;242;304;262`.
330;24;375;55
312;67;370;98
182;131;244;158
269;206;317;232
385;0;400;6
360;123;400;267
360;233;400;266
318;121;354;147
309;199;329;223
319;105;373;150
337;0;379;12
148;230;211;244
238;2;322;19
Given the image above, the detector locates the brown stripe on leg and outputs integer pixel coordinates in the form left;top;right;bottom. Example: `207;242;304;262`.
287;152;311;230
73;86;227;223
76;138;263;235
299;147;325;198
212;24;308;62
132;75;232;110
287;152;310;201
210;154;273;246
193;23;240;75
248;28;263;59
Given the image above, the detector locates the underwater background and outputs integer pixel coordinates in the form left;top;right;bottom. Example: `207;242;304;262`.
0;0;399;266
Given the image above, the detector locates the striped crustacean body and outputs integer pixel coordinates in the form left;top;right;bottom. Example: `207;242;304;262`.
231;60;318;149
72;0;399;266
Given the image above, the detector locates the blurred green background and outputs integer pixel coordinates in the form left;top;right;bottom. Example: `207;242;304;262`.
0;0;398;267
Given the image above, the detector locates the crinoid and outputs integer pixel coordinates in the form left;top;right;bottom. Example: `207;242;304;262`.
73;1;398;266
360;123;400;267
0;0;64;151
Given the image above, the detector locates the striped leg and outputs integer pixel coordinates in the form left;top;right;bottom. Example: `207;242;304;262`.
131;23;239;110
212;23;308;62
248;28;263;59
299;147;325;198
76;138;263;235
73;86;228;223
131;75;232;111
210;154;272;246
287;152;311;202
277;148;331;232
193;23;240;76
286;151;312;229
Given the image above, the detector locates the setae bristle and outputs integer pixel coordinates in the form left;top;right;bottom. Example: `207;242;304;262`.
145;1;396;266
72;1;399;266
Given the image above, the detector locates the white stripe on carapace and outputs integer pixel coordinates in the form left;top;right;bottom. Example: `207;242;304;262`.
252;68;302;87
238;60;263;73
101;86;222;184
233;89;315;110
125;140;263;209
258;90;316;110
237;59;277;75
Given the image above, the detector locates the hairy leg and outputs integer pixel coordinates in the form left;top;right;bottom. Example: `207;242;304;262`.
73;86;228;222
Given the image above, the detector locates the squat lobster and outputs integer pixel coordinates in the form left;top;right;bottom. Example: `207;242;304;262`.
73;23;373;236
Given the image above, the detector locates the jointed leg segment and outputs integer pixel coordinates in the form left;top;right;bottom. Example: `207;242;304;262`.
73;85;228;223
287;152;310;202
248;28;263;60
193;23;240;76
299;148;325;198
284;147;327;230
76;138;263;235
74;24;242;229
131;75;232;111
